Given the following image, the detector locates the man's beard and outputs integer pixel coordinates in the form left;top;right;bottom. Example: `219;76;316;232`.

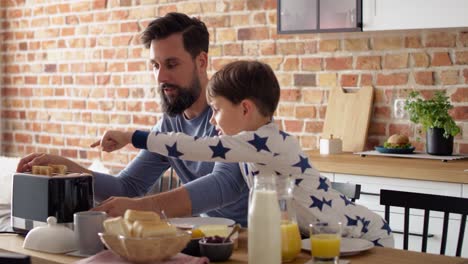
159;73;202;117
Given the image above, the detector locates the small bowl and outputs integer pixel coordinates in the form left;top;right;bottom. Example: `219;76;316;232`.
181;238;202;256
198;238;234;262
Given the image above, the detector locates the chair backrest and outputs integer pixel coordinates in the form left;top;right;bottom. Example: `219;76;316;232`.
331;182;361;202
380;189;468;257
149;168;181;194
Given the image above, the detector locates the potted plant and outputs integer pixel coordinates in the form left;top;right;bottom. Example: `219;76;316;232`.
404;90;460;156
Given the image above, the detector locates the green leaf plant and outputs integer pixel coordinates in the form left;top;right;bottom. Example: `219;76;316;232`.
404;91;460;138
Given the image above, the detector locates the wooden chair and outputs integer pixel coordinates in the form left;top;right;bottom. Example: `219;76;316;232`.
331;182;361;202
380;189;468;257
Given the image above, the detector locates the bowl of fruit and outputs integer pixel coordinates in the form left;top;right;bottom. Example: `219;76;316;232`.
199;235;234;262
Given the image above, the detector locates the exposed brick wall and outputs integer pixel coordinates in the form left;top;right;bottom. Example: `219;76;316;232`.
1;0;467;171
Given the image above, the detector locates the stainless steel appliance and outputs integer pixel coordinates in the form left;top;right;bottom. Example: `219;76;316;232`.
11;173;94;234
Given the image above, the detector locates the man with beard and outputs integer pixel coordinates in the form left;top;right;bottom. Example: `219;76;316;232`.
16;12;249;226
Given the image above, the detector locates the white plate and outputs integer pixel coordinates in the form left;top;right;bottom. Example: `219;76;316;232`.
301;237;374;256
168;217;235;229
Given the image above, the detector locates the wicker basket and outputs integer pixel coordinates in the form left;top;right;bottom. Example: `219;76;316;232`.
99;230;191;263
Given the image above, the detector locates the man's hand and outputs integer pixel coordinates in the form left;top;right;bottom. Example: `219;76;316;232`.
91;196;149;217
90;130;133;152
16;153;91;174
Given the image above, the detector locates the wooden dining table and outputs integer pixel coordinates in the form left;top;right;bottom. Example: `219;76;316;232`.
0;231;467;264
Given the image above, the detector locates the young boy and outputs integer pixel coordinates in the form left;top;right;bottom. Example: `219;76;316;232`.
92;60;394;247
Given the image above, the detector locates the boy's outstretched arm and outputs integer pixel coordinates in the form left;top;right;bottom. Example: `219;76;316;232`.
90;130;134;152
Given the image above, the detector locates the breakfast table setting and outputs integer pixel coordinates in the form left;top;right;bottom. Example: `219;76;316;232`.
1;226;467;264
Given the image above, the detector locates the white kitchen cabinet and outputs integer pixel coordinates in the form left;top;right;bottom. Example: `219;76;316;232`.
332;173;467;257
362;0;468;31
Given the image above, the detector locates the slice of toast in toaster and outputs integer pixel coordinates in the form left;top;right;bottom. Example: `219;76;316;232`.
32;165;53;176
48;164;68;174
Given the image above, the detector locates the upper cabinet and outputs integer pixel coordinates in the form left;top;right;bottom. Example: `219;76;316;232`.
277;0;362;33
277;0;468;34
362;0;468;31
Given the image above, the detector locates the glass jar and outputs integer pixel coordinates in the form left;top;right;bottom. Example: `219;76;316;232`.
277;175;302;262
248;174;281;264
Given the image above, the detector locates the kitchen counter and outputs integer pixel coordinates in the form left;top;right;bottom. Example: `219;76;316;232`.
306;151;468;184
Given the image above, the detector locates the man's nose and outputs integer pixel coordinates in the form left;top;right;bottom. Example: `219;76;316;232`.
155;67;169;84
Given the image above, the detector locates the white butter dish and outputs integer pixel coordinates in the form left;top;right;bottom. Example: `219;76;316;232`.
23;216;77;253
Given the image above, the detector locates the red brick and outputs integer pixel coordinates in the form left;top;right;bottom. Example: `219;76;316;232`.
15;133;32;143
451;88;468;102
25;76;37;84
383;53;408;69
368;122;386;136
414;71;434;85
112;36;132;46
121;22;139;32
305;121;323;133
459;143;468;154
341;74;358;87
134;115;157;126
325;57;352;71
58;4;70;13
97;75;110;85
283;120;303;133
356;56;381;70
405;36;422;48
376;73;408;86
389;124;411;136
360;74;373;86
450;106;468;120
455;51;468;65
296;106;316;119
319;40;340;52
464;69;468;84
238;27;269;40
92;0;107;9
294;74;316;87
128;61;146;71
439;70;459;85
302;58;322;71
223;43;242;56
431;52;452;66
280;89;300;102
373;106;391;119
425;32;456;48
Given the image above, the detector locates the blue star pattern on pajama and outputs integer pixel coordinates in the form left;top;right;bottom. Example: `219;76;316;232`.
132;122;394;247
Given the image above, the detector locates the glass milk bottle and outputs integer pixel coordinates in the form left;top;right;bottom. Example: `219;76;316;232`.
248;174;281;264
277;175;302;262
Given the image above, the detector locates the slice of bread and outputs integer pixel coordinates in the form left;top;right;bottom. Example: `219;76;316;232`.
103;216;132;237
124;209;161;223
132;220;177;238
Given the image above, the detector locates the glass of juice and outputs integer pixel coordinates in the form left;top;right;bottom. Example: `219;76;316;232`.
309;221;342;264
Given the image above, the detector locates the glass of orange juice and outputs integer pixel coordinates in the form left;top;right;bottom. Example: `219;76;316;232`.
309;221;342;264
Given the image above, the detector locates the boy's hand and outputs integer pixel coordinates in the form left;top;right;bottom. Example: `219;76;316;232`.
90;130;133;152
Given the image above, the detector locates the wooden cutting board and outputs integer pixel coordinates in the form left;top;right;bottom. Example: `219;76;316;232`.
322;86;374;152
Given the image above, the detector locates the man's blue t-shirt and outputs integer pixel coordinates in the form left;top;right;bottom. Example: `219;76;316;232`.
92;107;249;226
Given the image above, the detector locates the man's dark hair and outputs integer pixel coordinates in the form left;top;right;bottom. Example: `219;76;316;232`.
141;12;209;58
207;61;280;117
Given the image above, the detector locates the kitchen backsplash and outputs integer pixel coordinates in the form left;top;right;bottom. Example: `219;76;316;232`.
0;0;466;171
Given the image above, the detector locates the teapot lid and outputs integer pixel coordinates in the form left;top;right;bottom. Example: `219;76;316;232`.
23;216;77;253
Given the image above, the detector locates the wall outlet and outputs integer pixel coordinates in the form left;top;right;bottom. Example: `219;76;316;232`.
393;99;406;119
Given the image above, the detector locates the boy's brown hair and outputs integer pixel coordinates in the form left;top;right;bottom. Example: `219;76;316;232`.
207;61;280;117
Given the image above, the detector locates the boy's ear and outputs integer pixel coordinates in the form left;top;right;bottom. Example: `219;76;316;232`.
240;99;255;116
